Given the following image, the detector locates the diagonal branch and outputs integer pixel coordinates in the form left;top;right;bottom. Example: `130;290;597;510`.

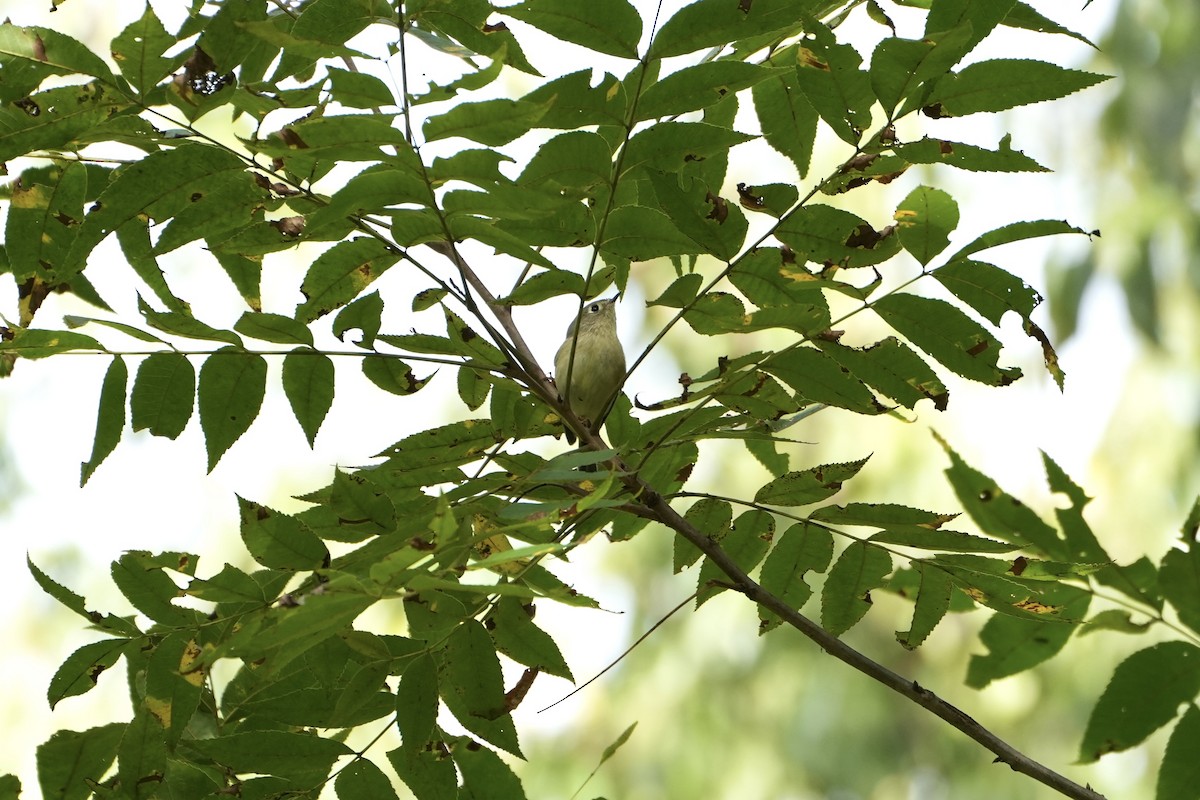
633;486;1106;800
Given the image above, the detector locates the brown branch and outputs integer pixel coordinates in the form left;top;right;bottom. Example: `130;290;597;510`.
633;487;1107;800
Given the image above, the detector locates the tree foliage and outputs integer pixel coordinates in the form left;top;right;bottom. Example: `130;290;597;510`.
0;1;1195;799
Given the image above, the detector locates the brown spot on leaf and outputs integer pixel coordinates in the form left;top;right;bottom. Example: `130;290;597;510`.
705;191;728;223
15;97;40;116
736;183;765;210
922;103;946;119
966;339;989;357
845;223;889;249
738;0;753;12
483;21;509;32
270;216;305;237
277;126;308;149
1009;556;1028;576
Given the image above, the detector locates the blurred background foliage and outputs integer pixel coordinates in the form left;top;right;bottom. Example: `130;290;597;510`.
1;1;1197;799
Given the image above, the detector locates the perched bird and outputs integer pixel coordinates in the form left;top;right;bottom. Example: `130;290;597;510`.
554;297;626;444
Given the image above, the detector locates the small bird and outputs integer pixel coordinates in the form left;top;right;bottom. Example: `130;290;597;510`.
554;297;626;444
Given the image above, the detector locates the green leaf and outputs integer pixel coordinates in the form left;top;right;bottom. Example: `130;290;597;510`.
47;640;127;709
776;204;901;268
819;337;948;411
297;238;401;323
36;723;126;800
238;496;329;570
440;620;522;757
519;131;612;191
895;185;959;266
185;563;269;605
520;69;627;129
644;170;748;261
198;348;266;472
924;0;1016;63
233;311;314;346
621;122;755;175
966;586;1089;687
950;218;1094;263
601;205;704;260
190;731;352;787
1002;2;1096;47
873;293;1022;385
362;356;432;396
894;134;1049;172
869;26;972;116
870;528;1015;553
793;30;875;145
1158;705;1200;800
752;59;817;177
504;269;586;306
505;0;641;59
763;347;885;414
0;25;118;99
5;162;87;280
378;419;500;470
395;654;439;749
0;328;104;358
758;522;834;634
676;498;732;573
387;742;457;800
896;562;954;648
63;145;253;277
117;709;167;799
424;98;549;147
80;356;127;486
1079;642;1200;762
755;457;870;507
282;350;334;447
333;291;384;347
1161;546;1200;635
110;551;192;626
252;115;412;163
335;759;401;800
453;737;529;800
926;59;1109;117
697;510;774;606
490;598;573;680
811;502;957;529
821;541;893;635
130;353;195;440
0;81;126;165
637;62;777;120
936;434;1066;556
652;0;808;58
327;66;395;108
137;298;242;346
933;259;1040;325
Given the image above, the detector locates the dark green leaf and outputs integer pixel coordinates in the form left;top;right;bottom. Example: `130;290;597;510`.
237;496;329;570
952;220;1093;264
752;58;817;177
47;640;126;709
519;130;612;190
297;238;401;323
926;59;1109;117
966;586;1089;687
424;98;549;146
189;731;351;786
117;220;185;311
63;145;253;276
870;528;1015;553
644;170;748;261
490;598;573;680
130;353;195;439
1079;642;1200;762
505;269;586;306
793;30;875;144
811;502;957;529
894;134;1049;172
1158;705;1200;800
520;69;627;129
505;0;642;59
387;742;457;800
652;0;808;58
362;356;432;396
895;185;958;266
327;66;395;108
763;347;885;414
396;654;439;749
638;62;777;120
233;311;313;345
676;498;732;573
440;620;522;757
110;551;192;626
0;328;104;359
819;337;948;411
36;723;125;800
282;350;334;447
821;541;893;635
5;162;87;280
697;509;774;606
253;115;412;163
896;562;954;648
0;25;118;100
648;273;703;308
873;293;1022;385
621;122;755;175
759;522;833;634
1002;2;1096;47
335;758;401;800
117;709;167;800
1161;547;1200;635
602;205;703;260
80;356;127;486
776;204;901;268
869;25;971;116
333;291;384;347
755;457;870;506
453;737;529;800
198;348;266;472
137;297;242;346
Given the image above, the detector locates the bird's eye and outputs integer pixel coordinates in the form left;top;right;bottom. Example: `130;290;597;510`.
589;303;601;313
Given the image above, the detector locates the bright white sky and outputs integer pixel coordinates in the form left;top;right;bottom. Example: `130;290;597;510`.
0;0;1129;795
